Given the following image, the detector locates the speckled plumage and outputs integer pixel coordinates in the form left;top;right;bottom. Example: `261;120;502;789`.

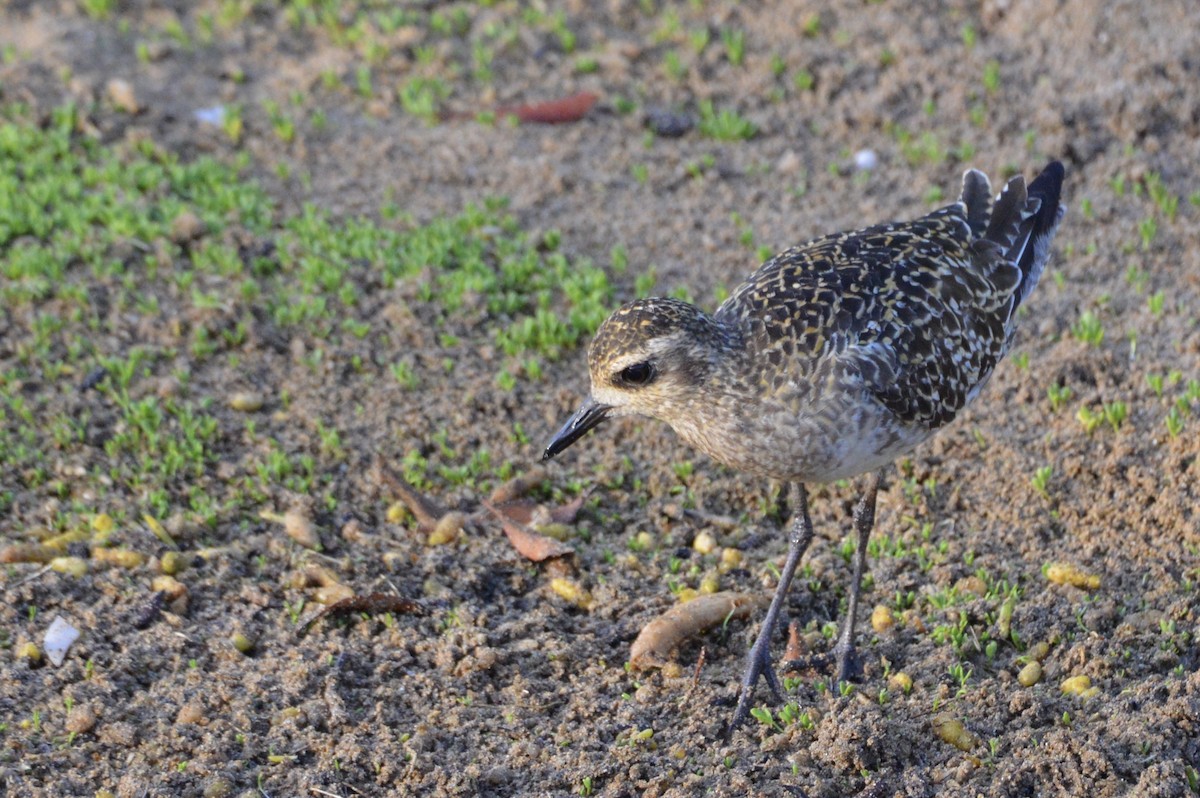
579;163;1064;483
545;162;1065;731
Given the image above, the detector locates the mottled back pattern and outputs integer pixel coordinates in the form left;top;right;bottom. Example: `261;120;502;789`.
717;203;1017;429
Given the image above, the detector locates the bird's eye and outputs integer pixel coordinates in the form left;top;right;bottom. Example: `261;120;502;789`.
618;362;655;387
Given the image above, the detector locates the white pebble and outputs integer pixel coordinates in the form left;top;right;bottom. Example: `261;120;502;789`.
44;616;80;667
854;149;878;171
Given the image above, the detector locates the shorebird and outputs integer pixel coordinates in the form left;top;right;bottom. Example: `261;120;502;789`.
543;162;1065;730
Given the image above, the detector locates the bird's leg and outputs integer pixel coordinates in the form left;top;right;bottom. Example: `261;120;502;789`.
729;483;814;732
829;469;883;684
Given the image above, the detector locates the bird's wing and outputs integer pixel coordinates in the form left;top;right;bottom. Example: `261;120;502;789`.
719;202;1023;428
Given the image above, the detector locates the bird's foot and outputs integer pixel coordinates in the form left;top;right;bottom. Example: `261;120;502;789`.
727;626;785;734
780;640;864;685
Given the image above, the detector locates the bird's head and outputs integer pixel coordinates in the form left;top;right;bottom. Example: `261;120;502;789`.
543;297;727;459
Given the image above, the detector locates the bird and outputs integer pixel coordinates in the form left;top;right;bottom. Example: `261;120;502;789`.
543;161;1066;731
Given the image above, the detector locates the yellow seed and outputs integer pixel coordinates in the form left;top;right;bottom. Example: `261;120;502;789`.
933;714;977;751
143;514;177;548
1079;686;1101;700
1018;661;1042;687
427;512;465;546
1061;675;1092;696
1028;641;1051;662
699;572;721;594
692;531;717;555
871;604;895;633
718;547;743;571
151;575;187;601
888;672;913;694
1046;562;1101;590
385;502;409;524
92;547;145;569
160;550;187;575
45;528;90;550
633;531;655;550
50;556;88;577
550;577;592;609
92;514;115;534
18;642;42;663
231;632;255;654
537;522;572;541
228;391;264;412
675;587;699;603
670;745;687;760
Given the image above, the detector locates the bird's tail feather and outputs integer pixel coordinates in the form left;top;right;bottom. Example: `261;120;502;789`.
984;162;1065;310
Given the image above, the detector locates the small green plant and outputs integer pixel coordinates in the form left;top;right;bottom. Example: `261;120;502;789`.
1031;466;1052;499
721;28;746;66
793;69;815;92
1164;406;1184;438
1137;216;1158;250
1103;401;1127;432
662;50;686;81
1071;310;1104;346
1076;406;1102;434
961;24;977;49
982;60;1001;94
1147;290;1166;317
697;100;757;141
1047;383;1073;411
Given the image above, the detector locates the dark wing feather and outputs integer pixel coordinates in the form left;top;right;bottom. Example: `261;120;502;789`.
717;181;1042;429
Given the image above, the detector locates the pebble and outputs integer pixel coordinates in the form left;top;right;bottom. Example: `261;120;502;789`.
176;702;206;725
853;149;879;171
169;210;205;244
644;108;693;138
66;705;97;734
106;78;139;113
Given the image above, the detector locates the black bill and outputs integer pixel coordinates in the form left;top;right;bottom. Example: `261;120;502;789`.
542;398;612;460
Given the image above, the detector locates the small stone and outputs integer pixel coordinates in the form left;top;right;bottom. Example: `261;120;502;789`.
106;79;139;113
644;108;692;137
203;778;236;798
65;705;97;734
170;210;205;244
176;702;206;725
853;149;878;171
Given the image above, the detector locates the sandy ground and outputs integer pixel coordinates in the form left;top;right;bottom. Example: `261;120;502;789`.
1;1;1199;796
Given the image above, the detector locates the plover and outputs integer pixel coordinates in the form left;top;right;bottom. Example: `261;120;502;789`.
544;162;1065;730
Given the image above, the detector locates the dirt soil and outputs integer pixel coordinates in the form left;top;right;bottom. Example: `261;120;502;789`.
2;1;1199;796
